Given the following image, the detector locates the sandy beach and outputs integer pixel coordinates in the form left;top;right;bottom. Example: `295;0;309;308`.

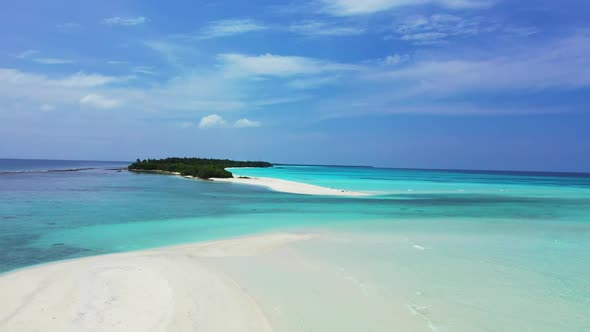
0;233;313;332
212;176;370;196
2;223;582;331
0;230;441;332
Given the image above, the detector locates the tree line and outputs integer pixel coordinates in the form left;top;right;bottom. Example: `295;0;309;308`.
128;157;272;179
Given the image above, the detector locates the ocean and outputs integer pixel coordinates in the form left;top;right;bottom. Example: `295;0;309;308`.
1;159;589;330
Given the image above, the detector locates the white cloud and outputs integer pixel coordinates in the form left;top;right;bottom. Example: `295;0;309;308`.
198;19;267;39
3;32;589;121
321;0;492;16
16;50;38;59
79;94;121;109
289;20;365;36
0;69;130;111
0;69;122;88
382;54;410;65
197;116;261;128
234;118;261;128
102;16;147;26
364;54;410;66
399;31;449;43
198;114;227;128
133;66;156;75
56;72;123;87
33;58;74;65
219;53;356;77
0;64;290;118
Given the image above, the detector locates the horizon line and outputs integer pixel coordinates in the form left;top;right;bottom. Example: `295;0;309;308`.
2;157;590;176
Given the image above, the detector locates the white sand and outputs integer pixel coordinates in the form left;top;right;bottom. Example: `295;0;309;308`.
0;233;313;332
0;231;446;332
212;176;370;196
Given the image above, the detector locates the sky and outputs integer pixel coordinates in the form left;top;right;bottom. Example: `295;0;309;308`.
1;0;589;172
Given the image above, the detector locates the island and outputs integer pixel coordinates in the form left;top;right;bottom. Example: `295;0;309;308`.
128;157;272;179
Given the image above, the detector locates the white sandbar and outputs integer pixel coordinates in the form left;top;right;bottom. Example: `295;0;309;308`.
0;233;313;332
212;176;370;196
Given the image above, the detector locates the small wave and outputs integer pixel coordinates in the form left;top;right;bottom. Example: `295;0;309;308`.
405;237;429;251
407;304;440;332
337;266;369;296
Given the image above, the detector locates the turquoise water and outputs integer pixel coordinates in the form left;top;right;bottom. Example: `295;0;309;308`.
1;160;589;271
228;165;590;330
1;160;590;330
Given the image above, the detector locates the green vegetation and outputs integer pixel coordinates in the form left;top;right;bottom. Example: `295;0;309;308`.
128;157;272;179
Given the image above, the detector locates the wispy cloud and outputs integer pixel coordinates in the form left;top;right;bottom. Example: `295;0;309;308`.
198;19;266;39
5;29;585;125
57;72;125;87
133;66;156;75
386;14;538;45
0;69;124;88
289;20;365;36
15;50;39;59
33;58;74;65
0;59;295;119
320;0;492;16
102;16;147;26
80;94;121;109
373;31;590;96
363;54;411;67
144;40;196;68
296;31;590;119
218;53;357;77
386;14;499;44
0;68;130;113
16;50;74;65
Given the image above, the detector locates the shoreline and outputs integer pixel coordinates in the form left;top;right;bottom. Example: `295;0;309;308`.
130;169;371;196
0;232;315;332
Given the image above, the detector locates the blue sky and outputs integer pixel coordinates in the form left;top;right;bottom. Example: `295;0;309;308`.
1;0;589;171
